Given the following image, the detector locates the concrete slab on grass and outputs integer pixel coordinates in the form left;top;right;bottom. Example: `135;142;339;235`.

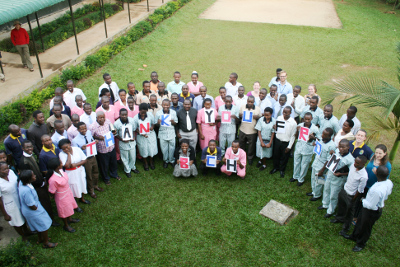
259;199;299;225
199;0;342;29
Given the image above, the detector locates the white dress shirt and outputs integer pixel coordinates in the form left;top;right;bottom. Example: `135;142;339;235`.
268;76;279;87
286;94;305;118
344;164;368;195
80;112;97;126
338;114;362;135
275;115;297;149
224;81;243;97
272;102;294;119
233;95;248;110
98;81;120;101
362;179;393;210
258;97;272;113
63;88;87;108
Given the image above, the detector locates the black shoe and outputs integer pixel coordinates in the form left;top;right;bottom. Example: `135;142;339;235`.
163;162;168;168
249;159;253;165
74;207;83;213
352;246;363;252
317;205;327;210
150;164;155;170
289;178;296;182
256;161;262;168
80;199;91;205
63;226;76;233
330;219;342;223
340;231;355;241
117;159;123;165
297;182;304;187
69;218;80;223
280;171;285;178
324;213;333;218
51;221;60;227
310;197;321;201
132;169;140;174
306;192;313;196
259;165;267;171
125;172;132;178
270;169;278;174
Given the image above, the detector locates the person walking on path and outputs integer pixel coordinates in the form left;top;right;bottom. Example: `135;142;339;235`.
10;21;33;72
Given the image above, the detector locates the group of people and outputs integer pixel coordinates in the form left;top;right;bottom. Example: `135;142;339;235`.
0;69;393;252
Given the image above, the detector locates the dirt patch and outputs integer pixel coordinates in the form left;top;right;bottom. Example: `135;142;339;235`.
199;0;342;29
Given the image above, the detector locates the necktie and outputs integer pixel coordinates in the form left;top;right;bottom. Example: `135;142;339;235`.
186;111;192;131
278;106;283;117
84;135;89;144
88;114;93;125
108;84;115;102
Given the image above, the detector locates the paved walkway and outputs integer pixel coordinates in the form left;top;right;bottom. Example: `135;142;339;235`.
0;0;170;106
200;0;342;28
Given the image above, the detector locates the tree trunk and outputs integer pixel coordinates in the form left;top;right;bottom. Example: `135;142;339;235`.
389;131;400;161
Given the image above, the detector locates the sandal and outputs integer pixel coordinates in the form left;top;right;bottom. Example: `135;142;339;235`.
30;69;34;72
37;238;51;244
104;181;111;185
115;176;121;181
43;242;58;249
63;226;76;233
69;218;80;224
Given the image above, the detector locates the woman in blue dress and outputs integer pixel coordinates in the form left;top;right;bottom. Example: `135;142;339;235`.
255;107;275;171
18;170;58;248
133;103;158;171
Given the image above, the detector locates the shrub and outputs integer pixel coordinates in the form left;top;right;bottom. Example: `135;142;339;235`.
148;14;164;26
136;21;153;34
83;18;93;27
0;239;39;266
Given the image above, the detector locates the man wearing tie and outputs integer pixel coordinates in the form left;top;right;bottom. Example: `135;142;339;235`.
193;86;215;111
273;94;293;119
98;73;120;103
72;122;103;198
80;103;97;127
176;99;198;150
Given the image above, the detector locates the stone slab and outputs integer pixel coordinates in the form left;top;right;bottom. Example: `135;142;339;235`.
259;199;298;225
199;0;342;29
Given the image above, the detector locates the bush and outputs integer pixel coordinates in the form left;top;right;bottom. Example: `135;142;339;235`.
136;21;153;34
0;239;39;266
83;18;93;27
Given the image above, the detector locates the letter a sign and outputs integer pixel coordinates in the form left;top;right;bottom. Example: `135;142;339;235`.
139;122;150;135
122;125;133;141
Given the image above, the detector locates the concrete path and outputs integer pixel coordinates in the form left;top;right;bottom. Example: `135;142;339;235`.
0;0;170;106
200;0;342;28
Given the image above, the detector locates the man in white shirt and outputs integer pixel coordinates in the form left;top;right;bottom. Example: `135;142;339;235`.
270;106;297;177
266;84;279;107
80;103;97;127
273;94;294;119
342;165;393;252
258;88;272;112
233;86;248;110
288;85;305;123
98;73;120;102
276;71;292;95
268;68;282;87
338;106;361;135
224;72;242;97
64;80;86;108
331;156;368;234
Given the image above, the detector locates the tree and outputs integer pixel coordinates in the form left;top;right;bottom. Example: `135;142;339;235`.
327;42;400;161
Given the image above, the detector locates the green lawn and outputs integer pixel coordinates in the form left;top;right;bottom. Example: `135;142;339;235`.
19;0;400;265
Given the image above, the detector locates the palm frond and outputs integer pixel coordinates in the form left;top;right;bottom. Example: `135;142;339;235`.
367;116;400;142
328;76;400;118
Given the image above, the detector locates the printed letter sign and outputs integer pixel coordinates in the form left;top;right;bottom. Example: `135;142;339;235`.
221;111;231;124
326;154;341;173
242;111;253;123
86;141;97;157
139;122;150;134
206;155;217;168
314;140;322;156
180;157;190;169
276;120;286;134
226;159;237;173
298;127;310;142
104;132;115;148
205;109;215;123
122;125;133;141
161;114;171;127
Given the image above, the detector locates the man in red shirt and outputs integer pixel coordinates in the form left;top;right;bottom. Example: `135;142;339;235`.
10;21;33;72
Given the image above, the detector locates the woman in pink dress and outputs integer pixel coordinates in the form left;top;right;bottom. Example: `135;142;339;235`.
127;96;139;118
47;158;80;233
197;98;218;149
114;89;129;118
187;71;203;97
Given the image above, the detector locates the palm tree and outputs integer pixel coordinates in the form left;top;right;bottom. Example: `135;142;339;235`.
327;42;400;161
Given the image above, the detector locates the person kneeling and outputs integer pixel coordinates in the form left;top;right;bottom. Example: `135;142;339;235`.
200;140;222;175
221;140;247;179
173;139;198;177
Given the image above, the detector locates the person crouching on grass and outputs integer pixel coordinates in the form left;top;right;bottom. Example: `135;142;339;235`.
173;139;198;178
221;140;247;179
199;139;222;176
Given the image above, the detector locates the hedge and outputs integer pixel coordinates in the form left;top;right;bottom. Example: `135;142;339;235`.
0;0;192;137
0;3;123;55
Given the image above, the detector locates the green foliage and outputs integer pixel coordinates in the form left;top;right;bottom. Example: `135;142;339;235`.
148;14;164;26
120;0;142;2
0;240;39;266
136;21;154;34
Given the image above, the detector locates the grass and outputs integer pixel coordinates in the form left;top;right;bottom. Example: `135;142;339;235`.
8;0;400;265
